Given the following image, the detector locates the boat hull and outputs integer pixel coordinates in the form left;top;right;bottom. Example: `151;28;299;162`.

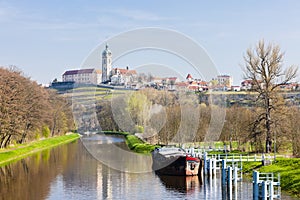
152;152;201;176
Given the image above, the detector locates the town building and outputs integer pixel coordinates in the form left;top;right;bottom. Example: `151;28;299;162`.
186;74;193;81
110;67;137;86
101;45;138;86
62;68;102;85
217;75;233;88
231;85;241;92
241;79;253;90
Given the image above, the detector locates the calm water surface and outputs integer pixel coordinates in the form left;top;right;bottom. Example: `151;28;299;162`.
0;135;298;200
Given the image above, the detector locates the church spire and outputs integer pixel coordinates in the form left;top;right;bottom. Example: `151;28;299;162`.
102;44;112;83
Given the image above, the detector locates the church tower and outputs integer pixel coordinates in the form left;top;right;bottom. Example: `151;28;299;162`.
102;44;112;83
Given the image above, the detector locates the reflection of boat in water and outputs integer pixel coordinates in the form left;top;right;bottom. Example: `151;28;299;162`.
158;175;201;193
152;147;201;176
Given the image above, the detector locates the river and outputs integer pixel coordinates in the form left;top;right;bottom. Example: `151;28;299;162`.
0;134;298;200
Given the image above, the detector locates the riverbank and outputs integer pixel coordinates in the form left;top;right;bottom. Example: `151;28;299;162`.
243;158;300;198
103;131;159;154
0;133;80;167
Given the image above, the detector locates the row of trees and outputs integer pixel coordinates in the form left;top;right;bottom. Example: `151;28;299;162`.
96;88;300;156
0;67;74;148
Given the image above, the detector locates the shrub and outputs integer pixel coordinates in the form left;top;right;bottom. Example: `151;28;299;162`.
135;125;144;133
42;126;50;138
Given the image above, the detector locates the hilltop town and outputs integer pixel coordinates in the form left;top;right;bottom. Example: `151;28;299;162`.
51;45;300;93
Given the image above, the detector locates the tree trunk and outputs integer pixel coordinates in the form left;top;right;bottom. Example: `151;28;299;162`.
3;134;12;148
265;97;272;153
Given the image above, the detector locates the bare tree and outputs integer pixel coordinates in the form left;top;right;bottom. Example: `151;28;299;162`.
0;67;74;148
243;40;298;153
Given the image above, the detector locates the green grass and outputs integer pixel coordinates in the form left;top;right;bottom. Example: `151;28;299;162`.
259;158;300;197
103;131;159;154
242;161;262;173
0;133;80;166
242;158;300;197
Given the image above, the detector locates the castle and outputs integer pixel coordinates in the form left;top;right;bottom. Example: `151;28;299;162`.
61;45;137;86
102;44;137;85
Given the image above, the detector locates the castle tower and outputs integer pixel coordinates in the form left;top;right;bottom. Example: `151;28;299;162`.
102;44;112;83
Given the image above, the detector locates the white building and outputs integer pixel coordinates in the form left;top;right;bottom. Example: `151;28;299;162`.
101;45;138;86
217;75;233;88
110;67;137;86
62;68;102;85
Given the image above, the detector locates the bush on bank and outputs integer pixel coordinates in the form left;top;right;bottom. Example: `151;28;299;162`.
103;131;159;154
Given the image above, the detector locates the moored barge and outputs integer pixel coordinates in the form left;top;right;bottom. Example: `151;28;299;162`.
152;147;201;176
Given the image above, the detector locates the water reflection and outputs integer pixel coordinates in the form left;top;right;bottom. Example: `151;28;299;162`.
0;135;299;200
81;134;153;173
158;175;202;194
0;143;72;200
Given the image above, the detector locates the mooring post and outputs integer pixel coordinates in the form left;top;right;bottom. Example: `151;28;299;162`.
269;180;274;200
222;159;226;185
233;166;238;186
261;181;268;200
209;158;213;175
204;152;207;175
253;171;259;200
213;158;217;175
228;166;232;199
240;161;243;181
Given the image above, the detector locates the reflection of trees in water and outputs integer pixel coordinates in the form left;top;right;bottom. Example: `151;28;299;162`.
0;141;79;200
0;135;147;200
82;135;153;173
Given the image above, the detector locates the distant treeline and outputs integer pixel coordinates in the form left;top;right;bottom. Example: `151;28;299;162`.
0;67;74;148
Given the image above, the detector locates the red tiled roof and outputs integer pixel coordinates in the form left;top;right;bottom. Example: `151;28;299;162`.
186;74;193;79
168;77;177;81
188;85;199;90
127;70;137;75
176;82;188;87
198;81;208;86
114;68;137;75
241;79;255;86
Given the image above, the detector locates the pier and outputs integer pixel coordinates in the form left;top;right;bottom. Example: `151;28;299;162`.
253;171;281;200
185;148;282;200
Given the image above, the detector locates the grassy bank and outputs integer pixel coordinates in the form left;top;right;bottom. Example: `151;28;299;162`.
0;133;80;166
103;131;159;154
242;158;300;197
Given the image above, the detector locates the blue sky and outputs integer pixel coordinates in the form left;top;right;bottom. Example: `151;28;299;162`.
1;0;300;85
